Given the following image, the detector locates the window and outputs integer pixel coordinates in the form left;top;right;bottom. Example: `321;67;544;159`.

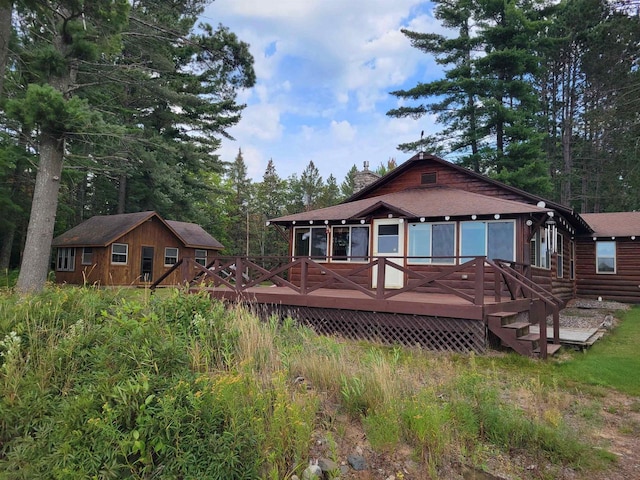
195;249;207;266
164;247;178;266
570;240;575;280
111;243;128;264
331;225;369;261
56;247;75;271
293;227;328;259
81;247;94;265
596;241;616;274
376;224;399;253
408;222;455;264
460;220;515;262
556;233;564;278
530;228;550;269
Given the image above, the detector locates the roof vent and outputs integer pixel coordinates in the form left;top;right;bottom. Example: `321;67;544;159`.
421;172;437;185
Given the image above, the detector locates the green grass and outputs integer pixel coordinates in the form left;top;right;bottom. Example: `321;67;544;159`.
555;307;640;396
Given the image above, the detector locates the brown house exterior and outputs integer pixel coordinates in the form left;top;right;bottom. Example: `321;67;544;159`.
269;153;640;304
52;211;223;286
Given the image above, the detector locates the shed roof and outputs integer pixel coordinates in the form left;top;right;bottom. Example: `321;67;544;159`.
581;212;640;237
52;211;223;250
270;186;550;224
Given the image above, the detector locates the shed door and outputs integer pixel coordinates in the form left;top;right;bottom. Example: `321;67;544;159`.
372;219;404;289
141;246;154;282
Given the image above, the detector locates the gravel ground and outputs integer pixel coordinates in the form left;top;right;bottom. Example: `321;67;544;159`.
558;298;630;329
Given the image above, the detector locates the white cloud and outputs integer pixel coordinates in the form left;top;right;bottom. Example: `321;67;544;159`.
330;120;357;143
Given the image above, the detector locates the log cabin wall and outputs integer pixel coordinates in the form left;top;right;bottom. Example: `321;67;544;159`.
575;238;640;303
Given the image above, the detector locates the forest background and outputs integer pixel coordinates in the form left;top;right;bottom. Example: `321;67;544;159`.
0;0;638;290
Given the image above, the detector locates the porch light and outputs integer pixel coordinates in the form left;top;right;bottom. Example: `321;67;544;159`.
471;215;477;220
611;236;615;240
420;217;425;222
341;220;346;224
494;214;500;219
360;219;365;224
388;214;393;218
265;221;271;226
324;220;329;224
309;220;313;224
445;216;450;221
526;219;533;226
292;221;296;225
632;236;636;240
593;236;597;241
537;201;546;208
547;211;554;217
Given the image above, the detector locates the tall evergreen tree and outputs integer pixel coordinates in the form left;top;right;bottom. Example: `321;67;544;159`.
340;164;358;199
225;148;252;255
255;159;287;257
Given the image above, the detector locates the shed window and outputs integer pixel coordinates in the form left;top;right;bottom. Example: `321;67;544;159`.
294;227;328;259
164;247;179;266
82;247;94;265
331;225;369;261
111;243;128;264
408;222;455;264
195;249;207;266
56;247;75;271
596;241;616;274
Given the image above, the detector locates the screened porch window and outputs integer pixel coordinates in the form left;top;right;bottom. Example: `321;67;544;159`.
331;225;369;261
408;222;455;264
293;226;328;259
596;241;616;274
461;220;515;262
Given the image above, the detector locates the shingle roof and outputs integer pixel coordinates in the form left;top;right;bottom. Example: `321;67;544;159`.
270;186;549;224
581;212;640;237
52;211;156;247
52;211;223;249
166;220;224;249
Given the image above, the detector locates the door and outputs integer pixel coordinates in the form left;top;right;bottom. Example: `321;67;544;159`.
140;246;154;282
372;218;405;289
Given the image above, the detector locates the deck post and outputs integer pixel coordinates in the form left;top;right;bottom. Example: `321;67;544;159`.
494;266;502;302
300;259;308;294
553;308;560;344
474;258;484;305
235;257;243;290
376;258;386;299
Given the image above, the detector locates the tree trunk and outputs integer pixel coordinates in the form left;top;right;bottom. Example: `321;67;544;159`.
0;226;15;270
16;133;65;293
117;173;127;214
0;0;11;96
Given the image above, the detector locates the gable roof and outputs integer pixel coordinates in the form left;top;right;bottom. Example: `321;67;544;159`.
166;220;224;249
270;186;550;224
346;153;591;233
52;211;223;250
581;212;640;238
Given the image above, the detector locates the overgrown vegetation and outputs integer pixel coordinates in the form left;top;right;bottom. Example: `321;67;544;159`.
0;287;633;478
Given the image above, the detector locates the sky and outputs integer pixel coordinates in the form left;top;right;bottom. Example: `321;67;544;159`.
201;0;447;183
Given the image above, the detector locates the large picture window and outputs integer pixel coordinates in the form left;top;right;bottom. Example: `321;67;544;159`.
111;243;128;264
56;247;75;271
461;220;515;262
331;225;369;261
408;222;455;264
596;241;616;274
293;227;328;259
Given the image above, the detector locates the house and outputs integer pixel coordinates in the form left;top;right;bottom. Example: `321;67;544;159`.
176;153;640;357
51;211;223;286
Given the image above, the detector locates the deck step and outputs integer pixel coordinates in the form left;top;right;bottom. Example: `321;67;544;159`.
534;344;562;357
501;321;531;330
517;332;540;342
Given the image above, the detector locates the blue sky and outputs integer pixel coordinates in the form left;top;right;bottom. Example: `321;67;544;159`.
201;1;445;183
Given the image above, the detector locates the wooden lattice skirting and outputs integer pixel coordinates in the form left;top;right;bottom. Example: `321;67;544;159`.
253;304;487;354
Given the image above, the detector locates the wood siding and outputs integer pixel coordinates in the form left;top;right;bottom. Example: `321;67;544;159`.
54;216;217;286
575;239;640;303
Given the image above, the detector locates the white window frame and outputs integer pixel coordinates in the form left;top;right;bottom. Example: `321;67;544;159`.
460;220;516;262
596;241;616;274
407;222;456;265
530;228;550;269
164;247;179;266
293;226;328;260
81;247;94;265
195;249;207;266
56;247;76;271
111;243;128;265
570;240;576;280
556;233;564;278
330;225;369;262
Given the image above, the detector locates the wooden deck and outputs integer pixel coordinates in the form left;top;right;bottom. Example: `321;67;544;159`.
199;285;530;321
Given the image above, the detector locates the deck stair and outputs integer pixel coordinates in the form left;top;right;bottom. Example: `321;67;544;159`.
486;309;561;358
